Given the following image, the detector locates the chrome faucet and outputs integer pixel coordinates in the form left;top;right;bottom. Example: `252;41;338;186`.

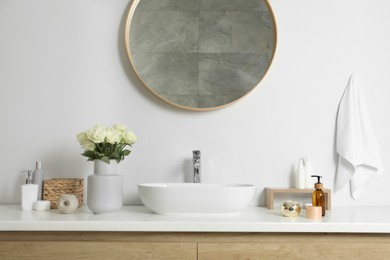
193;150;201;183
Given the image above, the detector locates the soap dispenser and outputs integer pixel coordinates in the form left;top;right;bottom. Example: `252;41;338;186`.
32;161;44;200
311;175;325;216
21;170;38;210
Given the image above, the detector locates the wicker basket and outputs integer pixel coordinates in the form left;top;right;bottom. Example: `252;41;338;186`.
43;178;84;209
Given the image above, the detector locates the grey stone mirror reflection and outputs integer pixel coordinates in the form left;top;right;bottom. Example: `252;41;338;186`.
125;0;276;111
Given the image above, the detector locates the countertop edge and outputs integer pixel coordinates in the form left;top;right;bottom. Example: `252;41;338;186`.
1;205;390;233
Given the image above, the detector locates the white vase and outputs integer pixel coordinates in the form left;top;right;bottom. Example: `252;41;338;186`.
87;160;123;214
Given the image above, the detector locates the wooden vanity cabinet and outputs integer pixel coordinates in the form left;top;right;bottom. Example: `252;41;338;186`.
1;232;390;259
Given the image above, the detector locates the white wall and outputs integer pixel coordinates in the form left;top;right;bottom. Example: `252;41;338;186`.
0;0;389;207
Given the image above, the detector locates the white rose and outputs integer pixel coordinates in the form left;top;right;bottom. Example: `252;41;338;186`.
76;132;88;145
86;125;106;143
105;128;121;144
82;140;96;151
113;124;127;132
122;131;137;145
77;132;95;151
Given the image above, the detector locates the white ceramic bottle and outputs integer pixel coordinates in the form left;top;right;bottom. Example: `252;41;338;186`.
32;161;44;200
296;159;305;189
21;170;38;210
304;156;313;189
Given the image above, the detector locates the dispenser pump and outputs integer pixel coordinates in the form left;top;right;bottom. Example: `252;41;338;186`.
311;175;323;189
21;170;33;184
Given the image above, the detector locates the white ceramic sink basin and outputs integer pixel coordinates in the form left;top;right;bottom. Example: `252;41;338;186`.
138;183;257;215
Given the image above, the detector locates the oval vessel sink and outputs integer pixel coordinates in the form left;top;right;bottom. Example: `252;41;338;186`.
138;183;257;215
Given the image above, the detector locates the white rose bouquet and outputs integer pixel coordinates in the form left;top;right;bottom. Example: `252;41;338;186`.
77;124;137;163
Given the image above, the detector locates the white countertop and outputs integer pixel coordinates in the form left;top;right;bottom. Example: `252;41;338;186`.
1;205;389;233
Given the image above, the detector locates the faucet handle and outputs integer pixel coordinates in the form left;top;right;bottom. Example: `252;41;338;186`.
192;150;201;183
193;150;201;159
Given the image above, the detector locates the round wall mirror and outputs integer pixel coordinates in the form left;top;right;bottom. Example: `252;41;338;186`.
125;0;277;111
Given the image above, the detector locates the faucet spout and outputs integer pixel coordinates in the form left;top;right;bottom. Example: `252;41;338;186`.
193;150;201;183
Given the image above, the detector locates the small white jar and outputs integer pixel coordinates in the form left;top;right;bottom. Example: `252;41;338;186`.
33;200;51;211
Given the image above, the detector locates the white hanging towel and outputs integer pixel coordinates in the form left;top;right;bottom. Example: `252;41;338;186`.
335;74;383;199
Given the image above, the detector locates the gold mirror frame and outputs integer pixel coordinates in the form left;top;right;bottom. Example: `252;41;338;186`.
125;0;277;111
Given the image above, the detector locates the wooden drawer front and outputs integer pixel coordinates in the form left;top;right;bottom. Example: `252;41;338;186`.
0;241;197;260
198;242;390;260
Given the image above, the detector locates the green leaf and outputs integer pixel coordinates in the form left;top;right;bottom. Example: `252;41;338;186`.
122;150;131;156
101;156;110;164
80;138;135;163
82;151;97;159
